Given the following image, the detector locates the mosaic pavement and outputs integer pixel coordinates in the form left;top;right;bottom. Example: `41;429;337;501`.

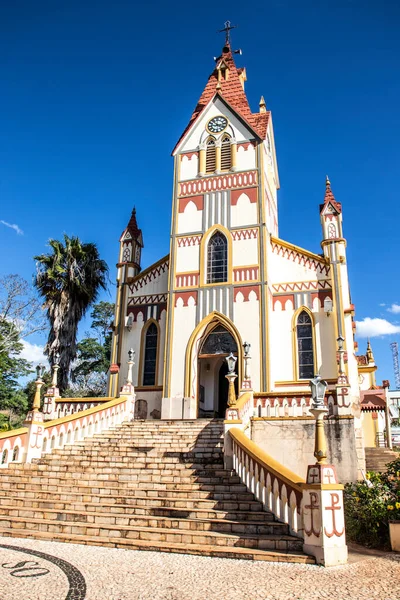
0;536;399;600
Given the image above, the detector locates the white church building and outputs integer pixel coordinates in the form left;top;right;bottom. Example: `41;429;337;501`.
107;37;374;435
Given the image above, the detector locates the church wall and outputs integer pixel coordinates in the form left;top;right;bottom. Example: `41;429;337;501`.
230;192;258;227
268;245;330;285
128;264;169;297
177;201;202;234
176;244;199;273
268;302;294;383
251;417;359;483
232;236;258;267
169;300;197;399
237;145;256;170
180;154;199;181
233;292;261;391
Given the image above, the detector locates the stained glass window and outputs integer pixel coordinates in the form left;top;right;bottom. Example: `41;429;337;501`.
297;311;314;379
143;323;158;386
207;231;227;283
199;325;237;356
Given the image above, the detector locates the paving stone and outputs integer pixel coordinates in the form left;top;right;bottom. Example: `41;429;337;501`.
0;535;398;600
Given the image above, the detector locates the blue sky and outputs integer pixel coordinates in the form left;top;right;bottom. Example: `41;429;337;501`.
0;1;399;385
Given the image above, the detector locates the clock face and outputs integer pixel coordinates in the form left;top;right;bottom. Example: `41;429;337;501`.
207;116;228;133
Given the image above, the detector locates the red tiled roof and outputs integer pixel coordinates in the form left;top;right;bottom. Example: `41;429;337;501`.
320;178;342;214
360;389;386;411
173;43;270;153
356;355;368;366
123;208;142;240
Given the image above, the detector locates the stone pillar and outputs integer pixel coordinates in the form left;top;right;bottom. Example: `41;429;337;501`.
24;372;46;463
302;464;348;566
230;139;237;171
43;362;61;421
120;350;136;420
198;144;206;176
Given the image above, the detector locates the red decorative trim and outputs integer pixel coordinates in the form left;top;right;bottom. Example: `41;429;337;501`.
234;285;260;302
310;290;332;306
178;195;204;213
232;228;258;241
177;235;202;247
175;291;198;307
231;187;258;205
126;306;146;322
128;293;168;306
272;294;294;310
271;241;330;276
272;280;331;293
181;151;198;161
233;266;259;282
129;260;169;292
175;272;200;287
178;171;257;197
237;141;255;151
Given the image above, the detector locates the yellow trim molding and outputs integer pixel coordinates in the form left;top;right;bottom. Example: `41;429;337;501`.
229;427;305;491
271;236;329;265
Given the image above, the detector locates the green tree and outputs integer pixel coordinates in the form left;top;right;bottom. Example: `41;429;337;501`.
69;301;114;397
0;319;32;428
34;235;109;392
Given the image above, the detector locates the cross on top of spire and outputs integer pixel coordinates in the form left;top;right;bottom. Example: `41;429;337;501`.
218;20;237;45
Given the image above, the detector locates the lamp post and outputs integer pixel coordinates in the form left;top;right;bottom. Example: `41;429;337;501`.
225;353;238;407
51;353;60;387
127;348;135;385
309;374;328;464
32;364;46;412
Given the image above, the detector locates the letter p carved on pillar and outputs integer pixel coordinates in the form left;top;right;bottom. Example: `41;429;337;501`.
302;463;348;567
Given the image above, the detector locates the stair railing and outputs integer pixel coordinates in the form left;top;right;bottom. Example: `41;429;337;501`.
0;394;134;467
228;427;305;537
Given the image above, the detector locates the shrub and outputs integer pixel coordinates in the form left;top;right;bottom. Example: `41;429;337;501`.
344;456;400;549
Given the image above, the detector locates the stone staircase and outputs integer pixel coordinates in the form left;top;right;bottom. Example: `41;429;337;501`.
0;419;313;563
365;447;398;473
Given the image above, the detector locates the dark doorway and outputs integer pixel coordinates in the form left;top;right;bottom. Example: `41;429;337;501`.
218;361;238;418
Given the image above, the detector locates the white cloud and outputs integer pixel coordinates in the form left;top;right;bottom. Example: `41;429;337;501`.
356;317;400;338
20;340;48;366
0;220;23;235
387;304;400;314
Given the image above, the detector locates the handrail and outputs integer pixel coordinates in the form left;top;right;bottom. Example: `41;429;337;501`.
228;426;305;537
44;396;126;428
55;396;113;404
229;427;305;492
0;427;28;440
233;391;252;412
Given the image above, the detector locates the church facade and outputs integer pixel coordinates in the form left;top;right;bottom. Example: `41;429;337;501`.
108;39;372;425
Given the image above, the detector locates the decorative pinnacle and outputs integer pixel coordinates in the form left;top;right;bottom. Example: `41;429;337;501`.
326;175;331;187
218;20;237;46
259;96;266;113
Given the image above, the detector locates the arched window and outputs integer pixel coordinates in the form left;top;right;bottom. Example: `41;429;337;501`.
143;323;158;386
221;135;231;171
207;231;228;284
206;137;216;173
296;310;314;379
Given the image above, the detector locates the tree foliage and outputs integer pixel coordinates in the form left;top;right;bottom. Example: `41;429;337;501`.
68;301;114;397
0;274;46;353
34;235;109;392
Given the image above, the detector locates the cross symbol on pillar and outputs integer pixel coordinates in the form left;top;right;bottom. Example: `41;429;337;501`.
304;491;320;537
336;388;350;408
308;468;320;484
324;492;345;538
324;468;335;484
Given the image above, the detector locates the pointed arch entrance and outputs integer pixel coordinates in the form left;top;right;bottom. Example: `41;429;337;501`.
184;312;242;418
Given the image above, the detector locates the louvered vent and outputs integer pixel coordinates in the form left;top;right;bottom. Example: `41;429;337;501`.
206;138;216;173
221;136;231;171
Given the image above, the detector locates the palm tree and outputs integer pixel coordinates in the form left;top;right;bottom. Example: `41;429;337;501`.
34;235;108;392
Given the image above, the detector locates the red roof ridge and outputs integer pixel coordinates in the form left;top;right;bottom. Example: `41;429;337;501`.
173;43;269;154
320;176;342;214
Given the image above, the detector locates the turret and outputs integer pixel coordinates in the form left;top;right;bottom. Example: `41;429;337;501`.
118;208;143;279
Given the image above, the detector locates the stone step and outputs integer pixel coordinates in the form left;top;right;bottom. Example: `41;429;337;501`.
0;515;303;551
0;481;256;501
0;495;268;520
0;527;312;563
0;505;284;535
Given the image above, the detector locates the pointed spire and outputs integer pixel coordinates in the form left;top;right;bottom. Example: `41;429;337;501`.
127;207;140;237
259;96;266;113
320;175;342;214
366;339;375;364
